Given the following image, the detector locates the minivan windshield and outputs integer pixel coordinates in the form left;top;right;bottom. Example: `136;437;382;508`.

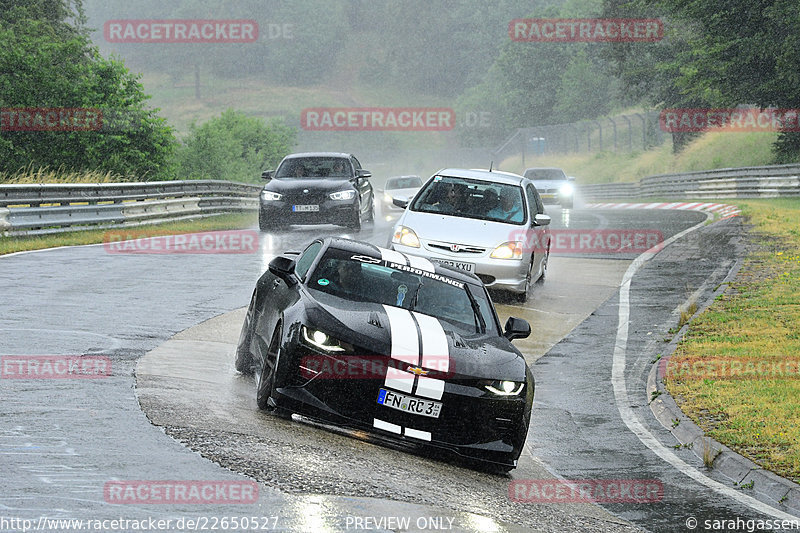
410;176;526;225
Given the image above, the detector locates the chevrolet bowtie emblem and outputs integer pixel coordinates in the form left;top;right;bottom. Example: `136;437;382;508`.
406;365;429;376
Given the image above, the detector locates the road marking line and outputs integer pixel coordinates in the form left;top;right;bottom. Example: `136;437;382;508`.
612;214;799;520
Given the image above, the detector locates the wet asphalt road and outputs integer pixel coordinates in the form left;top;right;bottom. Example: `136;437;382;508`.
1;206;792;531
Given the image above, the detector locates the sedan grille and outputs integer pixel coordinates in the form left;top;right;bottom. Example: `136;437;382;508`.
427;241;486;254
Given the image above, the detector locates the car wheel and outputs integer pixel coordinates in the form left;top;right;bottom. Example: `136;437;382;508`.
348;206;362;231
536;252;548;285
256;325;291;418
366;200;375;224
514;260;533;303
235;327;254;375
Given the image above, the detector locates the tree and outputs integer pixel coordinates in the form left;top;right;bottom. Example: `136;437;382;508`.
0;0;177;179
175;110;296;183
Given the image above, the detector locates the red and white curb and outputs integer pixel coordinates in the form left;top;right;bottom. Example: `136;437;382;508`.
586;202;741;219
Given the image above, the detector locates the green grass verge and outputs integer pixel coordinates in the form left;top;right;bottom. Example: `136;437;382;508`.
499;130;781;184
665;198;800;482
0;212;257;256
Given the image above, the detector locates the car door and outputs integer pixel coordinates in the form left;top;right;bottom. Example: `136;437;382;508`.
525;183;549;273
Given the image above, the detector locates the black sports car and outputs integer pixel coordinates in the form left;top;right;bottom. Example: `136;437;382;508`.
258;152;374;231
235;237;534;471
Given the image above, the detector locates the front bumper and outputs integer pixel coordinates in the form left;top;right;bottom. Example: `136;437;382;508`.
259;198;358;226
391;243;530;293
273;339;532;467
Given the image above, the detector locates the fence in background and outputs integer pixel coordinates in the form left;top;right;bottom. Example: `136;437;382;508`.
579;164;800;201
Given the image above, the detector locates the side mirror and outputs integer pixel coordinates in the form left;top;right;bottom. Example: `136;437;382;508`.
268;255;297;286
533;213;551;226
503;317;531;341
392;197;409;209
262;170;274;180
356;169;372;179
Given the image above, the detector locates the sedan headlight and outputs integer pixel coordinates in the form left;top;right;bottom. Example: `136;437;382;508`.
490;241;523;260
483;380;525;396
301;326;346;353
391;226;420;248
329;190;356;200
559;183;574;196
260;191;282;201
383;193;393;203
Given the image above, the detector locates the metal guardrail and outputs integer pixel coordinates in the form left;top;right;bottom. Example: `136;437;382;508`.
580;164;800;201
0;180;261;235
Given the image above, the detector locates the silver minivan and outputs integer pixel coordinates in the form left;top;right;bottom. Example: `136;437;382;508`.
390;168;551;302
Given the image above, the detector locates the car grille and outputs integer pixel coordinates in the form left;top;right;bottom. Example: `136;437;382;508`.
426;241;486;254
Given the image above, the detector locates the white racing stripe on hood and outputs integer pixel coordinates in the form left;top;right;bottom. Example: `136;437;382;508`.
382;305;419;365
378;246;408;266
412;312;449;373
406;254;435;272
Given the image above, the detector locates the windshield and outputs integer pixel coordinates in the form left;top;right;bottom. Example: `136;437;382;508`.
276;157;352;179
410;176;527;225
307;248;496;335
386;176;422;190
524;168;567;181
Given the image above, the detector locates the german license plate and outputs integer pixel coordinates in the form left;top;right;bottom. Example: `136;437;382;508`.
433;259;474;273
292;204;319;212
377;388;442;418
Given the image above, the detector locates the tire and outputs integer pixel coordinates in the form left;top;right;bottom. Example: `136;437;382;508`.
513;260;534;303
347;206;362;231
536;252;548;285
255;325;291;418
366;200;375;224
234;306;255;374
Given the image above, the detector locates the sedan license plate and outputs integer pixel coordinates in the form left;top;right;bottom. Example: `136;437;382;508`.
377;389;442;418
292;204;319;212
432;259;474;273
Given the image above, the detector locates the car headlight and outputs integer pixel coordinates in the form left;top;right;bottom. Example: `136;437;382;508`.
301;326;346;353
391;226;420;248
483;380;525;396
383;193;393;203
490;241;523;260
329;190;356;200
559;183;574;196
261;191;282;201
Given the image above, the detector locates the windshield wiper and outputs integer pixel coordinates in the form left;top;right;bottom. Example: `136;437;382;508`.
464;284;486;334
409;279;424;310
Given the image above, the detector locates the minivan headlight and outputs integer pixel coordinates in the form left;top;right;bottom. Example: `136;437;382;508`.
392;226;420;248
490;241;523;260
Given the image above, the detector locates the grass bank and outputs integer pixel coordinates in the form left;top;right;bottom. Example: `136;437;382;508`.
0;213;257;256
498;130;780;184
665;198;800;482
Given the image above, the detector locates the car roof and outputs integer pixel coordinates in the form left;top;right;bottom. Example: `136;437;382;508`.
282;152;353;159
435;168;525;186
322;237;483;285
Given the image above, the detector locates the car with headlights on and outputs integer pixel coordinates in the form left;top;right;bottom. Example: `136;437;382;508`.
258;152;374;231
377;175;423;217
235;237;534;472
522;167;575;209
390;168;551;303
